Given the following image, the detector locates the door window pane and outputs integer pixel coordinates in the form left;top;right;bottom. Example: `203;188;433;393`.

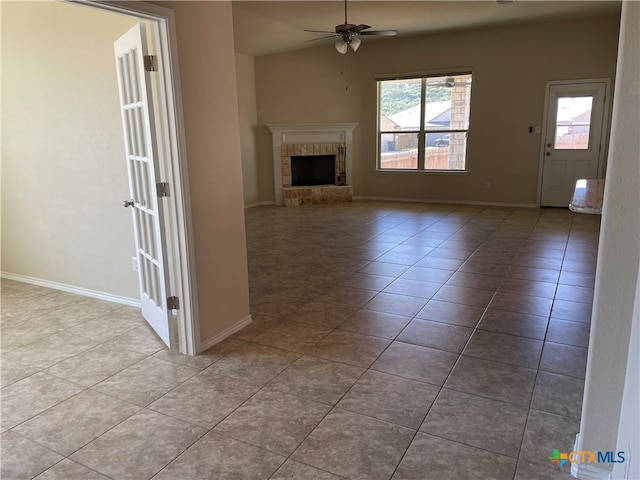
554;96;593;149
380;133;418;169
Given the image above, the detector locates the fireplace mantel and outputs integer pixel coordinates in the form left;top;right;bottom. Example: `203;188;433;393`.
267;123;358;205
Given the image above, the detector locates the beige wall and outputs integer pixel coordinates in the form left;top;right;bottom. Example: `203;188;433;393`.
235;53;260;205
153;1;250;343
1;1;140;300
580;0;639;468
252;15;620;205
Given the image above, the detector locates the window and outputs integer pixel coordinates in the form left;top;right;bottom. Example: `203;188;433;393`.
378;73;472;171
553;96;593;150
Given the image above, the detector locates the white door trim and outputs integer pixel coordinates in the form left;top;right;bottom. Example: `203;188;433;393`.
65;0;200;354
536;78;611;207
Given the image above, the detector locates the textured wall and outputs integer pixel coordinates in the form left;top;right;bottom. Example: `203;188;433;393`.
580;0;640;468
1;1;139;300
236;53;260;206
153;1;250;343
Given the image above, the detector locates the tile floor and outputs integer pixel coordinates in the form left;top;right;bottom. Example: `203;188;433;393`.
1;201;599;479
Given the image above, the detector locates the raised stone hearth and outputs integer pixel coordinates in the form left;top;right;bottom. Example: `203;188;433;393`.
268;123;358;206
283;185;353;206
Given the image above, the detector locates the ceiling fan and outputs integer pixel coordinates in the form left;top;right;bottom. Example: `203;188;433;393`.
305;0;397;54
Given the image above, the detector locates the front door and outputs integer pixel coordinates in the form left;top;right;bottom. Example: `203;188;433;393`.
540;81;608;207
114;23;173;347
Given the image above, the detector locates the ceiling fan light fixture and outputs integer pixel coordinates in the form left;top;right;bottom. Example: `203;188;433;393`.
306;0;397;54
349;35;361;52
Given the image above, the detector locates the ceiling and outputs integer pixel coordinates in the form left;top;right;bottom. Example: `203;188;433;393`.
232;0;621;56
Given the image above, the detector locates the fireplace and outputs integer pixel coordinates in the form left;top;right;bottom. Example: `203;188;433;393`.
267;123;358;206
292;155;336;186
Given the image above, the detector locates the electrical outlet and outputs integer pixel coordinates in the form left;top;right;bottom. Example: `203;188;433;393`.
485;180;491;189
132;256;139;272
380;178;386;186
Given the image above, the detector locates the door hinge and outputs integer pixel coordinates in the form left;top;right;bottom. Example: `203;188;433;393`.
167;296;180;310
156;182;170;197
144;55;158;72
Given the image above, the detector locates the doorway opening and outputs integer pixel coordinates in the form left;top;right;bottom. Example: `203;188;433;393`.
538;79;611;207
65;0;199;354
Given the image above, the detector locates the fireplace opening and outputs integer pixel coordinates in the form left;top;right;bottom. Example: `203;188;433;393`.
291;155;335;186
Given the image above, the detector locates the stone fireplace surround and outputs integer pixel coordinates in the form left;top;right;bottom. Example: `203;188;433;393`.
268;123;358;206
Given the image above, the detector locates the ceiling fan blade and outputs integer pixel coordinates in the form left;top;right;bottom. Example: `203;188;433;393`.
303;0;398;48
304;34;340;43
360;30;397;36
353;24;371;32
304;29;337;34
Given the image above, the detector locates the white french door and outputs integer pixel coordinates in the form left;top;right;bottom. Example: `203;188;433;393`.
540;81;608;207
114;23;173;347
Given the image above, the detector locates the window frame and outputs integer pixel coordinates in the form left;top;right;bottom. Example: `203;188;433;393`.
376;71;473;174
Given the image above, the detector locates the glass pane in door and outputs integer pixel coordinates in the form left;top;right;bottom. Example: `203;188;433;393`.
554;96;593;149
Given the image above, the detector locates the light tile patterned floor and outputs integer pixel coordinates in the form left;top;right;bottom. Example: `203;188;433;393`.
1;201;599;479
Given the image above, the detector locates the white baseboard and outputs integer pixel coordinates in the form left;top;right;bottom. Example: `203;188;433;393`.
245;196;539;209
198;314;252;352
352;195;539;209
572;461;613;480
244;201;275;209
571;434;614;480
1;272;140;307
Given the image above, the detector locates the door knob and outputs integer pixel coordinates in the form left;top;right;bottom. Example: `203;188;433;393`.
545;152;551;156
123;199;134;208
